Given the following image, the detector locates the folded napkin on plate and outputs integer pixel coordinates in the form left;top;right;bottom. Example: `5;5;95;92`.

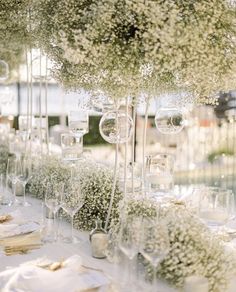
0;221;40;240
0;221;41;255
0;255;112;292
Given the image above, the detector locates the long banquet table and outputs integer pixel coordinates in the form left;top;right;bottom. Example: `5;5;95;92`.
0;197;177;292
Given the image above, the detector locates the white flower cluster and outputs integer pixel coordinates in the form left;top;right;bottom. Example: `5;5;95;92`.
34;0;236;102
71;160;122;230
0;144;9;175
0;0;30;75
28;156;122;230
111;198;236;292
28;155;70;199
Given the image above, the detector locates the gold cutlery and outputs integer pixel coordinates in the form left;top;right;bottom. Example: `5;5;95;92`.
4;243;42;256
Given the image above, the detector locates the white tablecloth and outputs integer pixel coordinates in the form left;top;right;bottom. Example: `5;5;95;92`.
0;197;176;292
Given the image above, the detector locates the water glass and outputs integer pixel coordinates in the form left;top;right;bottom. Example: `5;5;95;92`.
198;187;234;227
16;156;33;207
6;156;21;204
45;182;64;242
140;218;170;288
68;110;89;137
61;133;83;162
61;177;84;243
118;215;142;289
145;153;174;195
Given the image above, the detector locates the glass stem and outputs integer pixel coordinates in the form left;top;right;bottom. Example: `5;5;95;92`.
71;214;74;242
153;265;158;292
53;211;57;242
13;182;16;202
23;183;26;204
128;258;133;286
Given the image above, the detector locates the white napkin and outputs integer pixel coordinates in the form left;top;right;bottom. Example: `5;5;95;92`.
0;255;111;292
0;222;40;240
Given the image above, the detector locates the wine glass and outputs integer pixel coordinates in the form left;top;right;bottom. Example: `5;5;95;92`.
16;156;33;207
45;182;64;242
9;132;25;158
118;215;142;288
198;187;235;235
6;156;21;205
61;177;84;243
140;218;170;289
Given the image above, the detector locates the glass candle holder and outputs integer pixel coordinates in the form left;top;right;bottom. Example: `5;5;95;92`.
61;133;83;161
145;153;174;195
68;110;89;137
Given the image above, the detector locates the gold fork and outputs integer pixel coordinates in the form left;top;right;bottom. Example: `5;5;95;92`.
5;243;42;255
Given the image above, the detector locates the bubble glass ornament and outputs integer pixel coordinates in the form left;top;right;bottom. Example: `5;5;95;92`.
99;110;133;144
155;107;185;134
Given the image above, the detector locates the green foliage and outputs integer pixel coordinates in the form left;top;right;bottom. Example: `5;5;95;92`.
208;148;234;163
83;116;107;145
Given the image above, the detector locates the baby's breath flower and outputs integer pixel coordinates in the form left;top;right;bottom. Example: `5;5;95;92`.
28;156;122;230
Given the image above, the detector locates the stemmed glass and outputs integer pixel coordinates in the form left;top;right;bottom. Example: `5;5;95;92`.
16;156;33;207
198;187;235;235
6;156;21;205
45;182;64;242
140;218;170;290
61;177;84;243
118;215;142;288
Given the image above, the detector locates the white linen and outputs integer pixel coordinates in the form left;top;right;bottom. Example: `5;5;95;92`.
0;198;177;292
0;255;111;292
0;222;40;239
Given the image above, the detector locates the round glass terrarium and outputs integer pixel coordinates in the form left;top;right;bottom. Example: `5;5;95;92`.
155;107;185;134
99;110;134;144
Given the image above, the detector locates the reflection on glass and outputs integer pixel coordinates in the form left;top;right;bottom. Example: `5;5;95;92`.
146;153;174;195
155;107;185;134
61;133;83;161
99;110;133;144
68;110;89;137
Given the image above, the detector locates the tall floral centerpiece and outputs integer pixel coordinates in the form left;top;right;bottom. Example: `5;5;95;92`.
0;0;32;79
32;0;236;232
34;0;236;99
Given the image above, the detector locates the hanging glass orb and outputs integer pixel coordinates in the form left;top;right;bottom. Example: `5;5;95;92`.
155;107;185;134
99;110;134;144
0;60;9;81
